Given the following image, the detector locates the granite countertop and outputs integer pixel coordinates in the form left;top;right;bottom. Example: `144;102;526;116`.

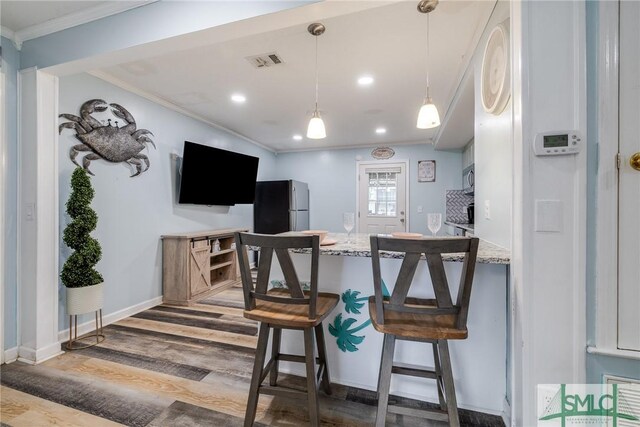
279;233;510;265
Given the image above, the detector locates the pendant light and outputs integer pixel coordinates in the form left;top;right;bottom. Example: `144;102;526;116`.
307;23;327;139
416;0;441;130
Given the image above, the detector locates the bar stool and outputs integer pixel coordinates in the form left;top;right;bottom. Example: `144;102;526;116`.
368;235;479;427
235;232;339;427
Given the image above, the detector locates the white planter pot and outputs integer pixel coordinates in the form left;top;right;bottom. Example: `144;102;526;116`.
66;282;104;315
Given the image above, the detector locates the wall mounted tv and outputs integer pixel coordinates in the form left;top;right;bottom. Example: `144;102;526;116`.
178;141;259;206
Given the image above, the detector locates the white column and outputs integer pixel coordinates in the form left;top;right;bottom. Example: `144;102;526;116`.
510;1;587;425
18;68;61;363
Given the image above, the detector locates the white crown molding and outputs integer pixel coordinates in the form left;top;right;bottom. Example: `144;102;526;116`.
276;139;435;154
1;25;21;50
13;1;158;46
1;25;15;40
88;70;276;154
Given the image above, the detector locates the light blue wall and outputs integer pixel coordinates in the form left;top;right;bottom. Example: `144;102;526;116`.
57;73;279;330
2;36;20;350
21;1;316;70
273;145;462;234
585;1;639;383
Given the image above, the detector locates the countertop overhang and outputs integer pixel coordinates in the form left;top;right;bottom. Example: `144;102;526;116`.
270;233;510;265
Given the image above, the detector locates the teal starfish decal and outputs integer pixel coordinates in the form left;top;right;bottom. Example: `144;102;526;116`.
328;313;372;352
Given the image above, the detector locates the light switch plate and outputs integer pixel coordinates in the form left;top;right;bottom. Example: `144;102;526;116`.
25;203;35;221
417;205;423;213
484;200;491;220
535;200;563;232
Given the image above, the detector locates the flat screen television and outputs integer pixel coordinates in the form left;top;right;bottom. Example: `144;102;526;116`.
178;141;259;206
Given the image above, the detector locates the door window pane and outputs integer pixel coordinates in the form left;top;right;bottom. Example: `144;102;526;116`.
367;171;398;217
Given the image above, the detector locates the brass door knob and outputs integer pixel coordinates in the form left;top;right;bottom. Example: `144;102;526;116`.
631;152;640;171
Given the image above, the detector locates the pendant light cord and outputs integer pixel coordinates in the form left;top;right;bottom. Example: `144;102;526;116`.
425;13;431;99
314;35;319;112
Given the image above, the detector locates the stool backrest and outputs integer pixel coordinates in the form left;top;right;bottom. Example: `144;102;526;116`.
235;232;320;320
370;236;479;331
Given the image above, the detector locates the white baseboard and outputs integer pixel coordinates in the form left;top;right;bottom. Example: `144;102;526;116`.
57;296;163;343
17;341;63;364
3;346;18;363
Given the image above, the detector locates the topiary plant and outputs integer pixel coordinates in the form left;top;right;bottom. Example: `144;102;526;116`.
61;167;103;288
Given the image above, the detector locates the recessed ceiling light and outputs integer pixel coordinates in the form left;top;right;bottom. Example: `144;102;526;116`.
358;75;374;86
293;134;303;141
230;94;246;103
375;127;387;134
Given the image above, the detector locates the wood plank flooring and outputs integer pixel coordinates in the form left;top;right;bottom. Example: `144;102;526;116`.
1;286;504;426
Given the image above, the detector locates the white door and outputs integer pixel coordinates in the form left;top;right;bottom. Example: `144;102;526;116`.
617;0;640;351
357;162;407;234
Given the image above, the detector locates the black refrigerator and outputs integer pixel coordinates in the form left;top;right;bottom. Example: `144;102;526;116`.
254;180;309;234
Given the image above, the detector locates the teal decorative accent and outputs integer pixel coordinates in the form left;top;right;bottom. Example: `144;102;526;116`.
342;290;368;314
328;279;391;352
382;279;391;298
328;314;372;352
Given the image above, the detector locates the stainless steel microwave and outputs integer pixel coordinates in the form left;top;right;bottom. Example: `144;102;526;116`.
463;164;475;194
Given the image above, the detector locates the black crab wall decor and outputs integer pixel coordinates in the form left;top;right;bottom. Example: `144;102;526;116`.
59;99;155;177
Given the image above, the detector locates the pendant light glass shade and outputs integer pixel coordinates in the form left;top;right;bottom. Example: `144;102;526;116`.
416;97;440;129
307;23;327;140
307;110;326;139
417;8;440;130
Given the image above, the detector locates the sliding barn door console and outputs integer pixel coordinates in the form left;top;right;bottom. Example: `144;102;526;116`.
161;228;248;305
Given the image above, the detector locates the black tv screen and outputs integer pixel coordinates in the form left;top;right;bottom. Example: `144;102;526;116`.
178;141;259;206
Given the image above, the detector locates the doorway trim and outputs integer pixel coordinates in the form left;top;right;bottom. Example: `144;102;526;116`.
589;0;640;360
355;159;410;234
16;68;62;364
1;70;5;364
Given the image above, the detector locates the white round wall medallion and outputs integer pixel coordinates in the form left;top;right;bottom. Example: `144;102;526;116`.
481;22;510;115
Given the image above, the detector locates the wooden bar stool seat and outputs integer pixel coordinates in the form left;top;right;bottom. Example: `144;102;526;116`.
368;236;479;427
368;297;468;340
244;289;338;328
235;232;339;427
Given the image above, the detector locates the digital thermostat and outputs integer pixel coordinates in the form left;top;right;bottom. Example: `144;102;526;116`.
534;131;582;156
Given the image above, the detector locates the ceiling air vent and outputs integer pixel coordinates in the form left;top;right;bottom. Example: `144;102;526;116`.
246;52;284;68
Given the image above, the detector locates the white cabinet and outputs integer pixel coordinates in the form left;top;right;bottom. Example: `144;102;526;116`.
463;139;475;168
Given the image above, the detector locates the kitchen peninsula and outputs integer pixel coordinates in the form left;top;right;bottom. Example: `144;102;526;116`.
264;233;510;416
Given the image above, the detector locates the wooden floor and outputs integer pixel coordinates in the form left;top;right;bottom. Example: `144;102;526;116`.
1;286;503;426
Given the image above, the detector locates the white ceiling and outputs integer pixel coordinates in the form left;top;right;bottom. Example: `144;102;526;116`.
92;1;493;152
